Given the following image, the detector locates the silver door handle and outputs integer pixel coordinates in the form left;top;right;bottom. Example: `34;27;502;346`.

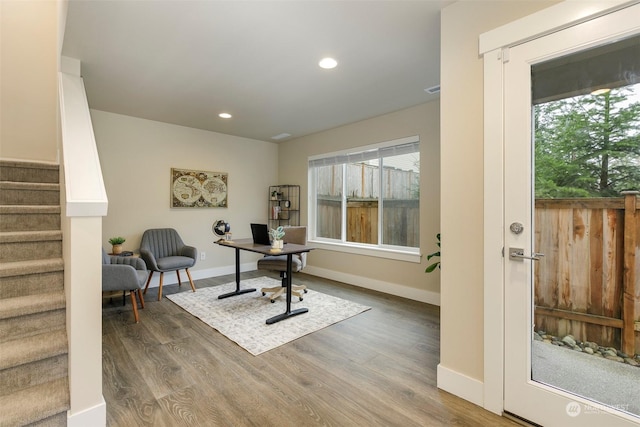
509;247;544;261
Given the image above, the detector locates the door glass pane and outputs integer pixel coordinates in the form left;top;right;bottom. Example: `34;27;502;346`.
531;34;640;418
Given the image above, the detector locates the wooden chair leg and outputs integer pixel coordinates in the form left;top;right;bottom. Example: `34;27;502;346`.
137;289;145;309
143;271;154;294
129;291;140;323
157;272;164;301
185;268;196;292
176;269;182;287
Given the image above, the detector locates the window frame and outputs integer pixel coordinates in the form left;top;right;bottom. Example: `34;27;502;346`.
308;135;421;263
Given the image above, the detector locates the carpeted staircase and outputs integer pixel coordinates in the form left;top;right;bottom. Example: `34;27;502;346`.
0;160;70;426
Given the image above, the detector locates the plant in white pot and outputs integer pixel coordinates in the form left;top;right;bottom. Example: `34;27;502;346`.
269;226;285;251
108;236;126;255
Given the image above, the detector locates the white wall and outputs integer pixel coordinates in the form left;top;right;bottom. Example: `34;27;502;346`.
438;0;559;405
92;110;279;280
0;0;59;162
278;101;440;303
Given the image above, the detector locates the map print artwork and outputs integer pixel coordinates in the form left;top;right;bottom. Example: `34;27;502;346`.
171;168;228;208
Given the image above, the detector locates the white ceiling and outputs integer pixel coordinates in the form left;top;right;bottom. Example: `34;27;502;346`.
62;1;446;143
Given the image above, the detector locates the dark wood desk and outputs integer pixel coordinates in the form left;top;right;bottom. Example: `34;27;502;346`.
215;238;313;324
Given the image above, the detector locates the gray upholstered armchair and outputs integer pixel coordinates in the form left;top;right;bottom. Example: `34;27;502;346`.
102;249;147;323
140;228;197;300
257;226;308;302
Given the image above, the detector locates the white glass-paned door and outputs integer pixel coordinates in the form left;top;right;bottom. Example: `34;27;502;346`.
503;4;640;426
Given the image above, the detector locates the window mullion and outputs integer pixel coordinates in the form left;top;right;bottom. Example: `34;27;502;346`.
310;167;317;239
378;156;383;247
341;163;347;242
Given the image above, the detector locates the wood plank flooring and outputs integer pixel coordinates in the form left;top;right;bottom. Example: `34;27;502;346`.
102;271;518;426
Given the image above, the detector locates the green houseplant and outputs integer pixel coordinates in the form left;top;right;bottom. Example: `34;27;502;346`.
269;226;285;250
425;233;440;273
108;236;126;255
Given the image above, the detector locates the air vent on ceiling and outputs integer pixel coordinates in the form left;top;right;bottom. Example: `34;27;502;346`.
271;133;291;140
425;85;441;94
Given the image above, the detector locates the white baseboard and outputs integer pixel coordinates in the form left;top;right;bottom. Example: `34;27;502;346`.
302;265;440;305
67;397;106;427
436;364;484;408
145;263;440;307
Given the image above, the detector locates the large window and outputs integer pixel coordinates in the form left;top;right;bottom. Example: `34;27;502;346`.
309;136;420;257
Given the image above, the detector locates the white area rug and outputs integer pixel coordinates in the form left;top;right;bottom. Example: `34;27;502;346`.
167;276;371;355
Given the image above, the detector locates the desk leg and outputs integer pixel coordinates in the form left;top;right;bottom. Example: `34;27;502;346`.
218;247;256;299
266;253;308;324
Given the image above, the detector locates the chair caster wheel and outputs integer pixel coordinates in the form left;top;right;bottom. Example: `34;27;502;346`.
299;297;303;301
304;289;308;293
270;299;275;303
262;292;266;296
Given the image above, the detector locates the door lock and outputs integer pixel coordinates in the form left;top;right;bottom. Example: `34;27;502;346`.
509;247;544;261
510;222;524;235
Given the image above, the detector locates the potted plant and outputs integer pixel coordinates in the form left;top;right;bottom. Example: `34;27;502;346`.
108;236;126;255
269;226;285;251
425;233;441;273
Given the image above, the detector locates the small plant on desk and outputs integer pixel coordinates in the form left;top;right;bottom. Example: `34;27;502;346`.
108;236;126;255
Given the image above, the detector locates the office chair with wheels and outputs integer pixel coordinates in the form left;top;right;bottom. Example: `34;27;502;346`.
257;226;308;303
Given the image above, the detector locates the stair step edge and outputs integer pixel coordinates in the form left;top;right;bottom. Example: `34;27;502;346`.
0;258;64;278
0;182;60;190
0;292;65;320
0;329;67;371
0;230;62;243
0;205;60;214
0;160;59;170
0;377;69;426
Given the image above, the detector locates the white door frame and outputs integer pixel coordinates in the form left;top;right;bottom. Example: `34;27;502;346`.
480;0;638;416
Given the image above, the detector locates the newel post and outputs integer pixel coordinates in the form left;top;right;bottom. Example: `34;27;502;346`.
621;191;638;356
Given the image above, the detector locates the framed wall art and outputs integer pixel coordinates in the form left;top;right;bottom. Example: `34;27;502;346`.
171;168;228;208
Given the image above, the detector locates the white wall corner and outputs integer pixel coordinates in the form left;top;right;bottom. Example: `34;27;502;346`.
436;364;484;408
61;56;81;77
67;396;106;427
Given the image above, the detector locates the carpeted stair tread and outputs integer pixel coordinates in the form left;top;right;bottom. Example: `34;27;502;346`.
0;206;61;232
0;230;62;243
0;159;68;426
0;329;67;371
0;377;69;427
0;205;60;214
0;353;67;400
0;181;59;191
0;309;65;344
27;411;67;427
0;258;64;279
0;159;59;184
0;159;59;169
0;292;65;321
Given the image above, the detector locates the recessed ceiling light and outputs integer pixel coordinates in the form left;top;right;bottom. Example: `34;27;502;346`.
319;57;338;69
218;113;232;119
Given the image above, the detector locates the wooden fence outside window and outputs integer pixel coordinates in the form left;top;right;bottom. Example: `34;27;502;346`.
534;193;639;356
316;197;419;247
